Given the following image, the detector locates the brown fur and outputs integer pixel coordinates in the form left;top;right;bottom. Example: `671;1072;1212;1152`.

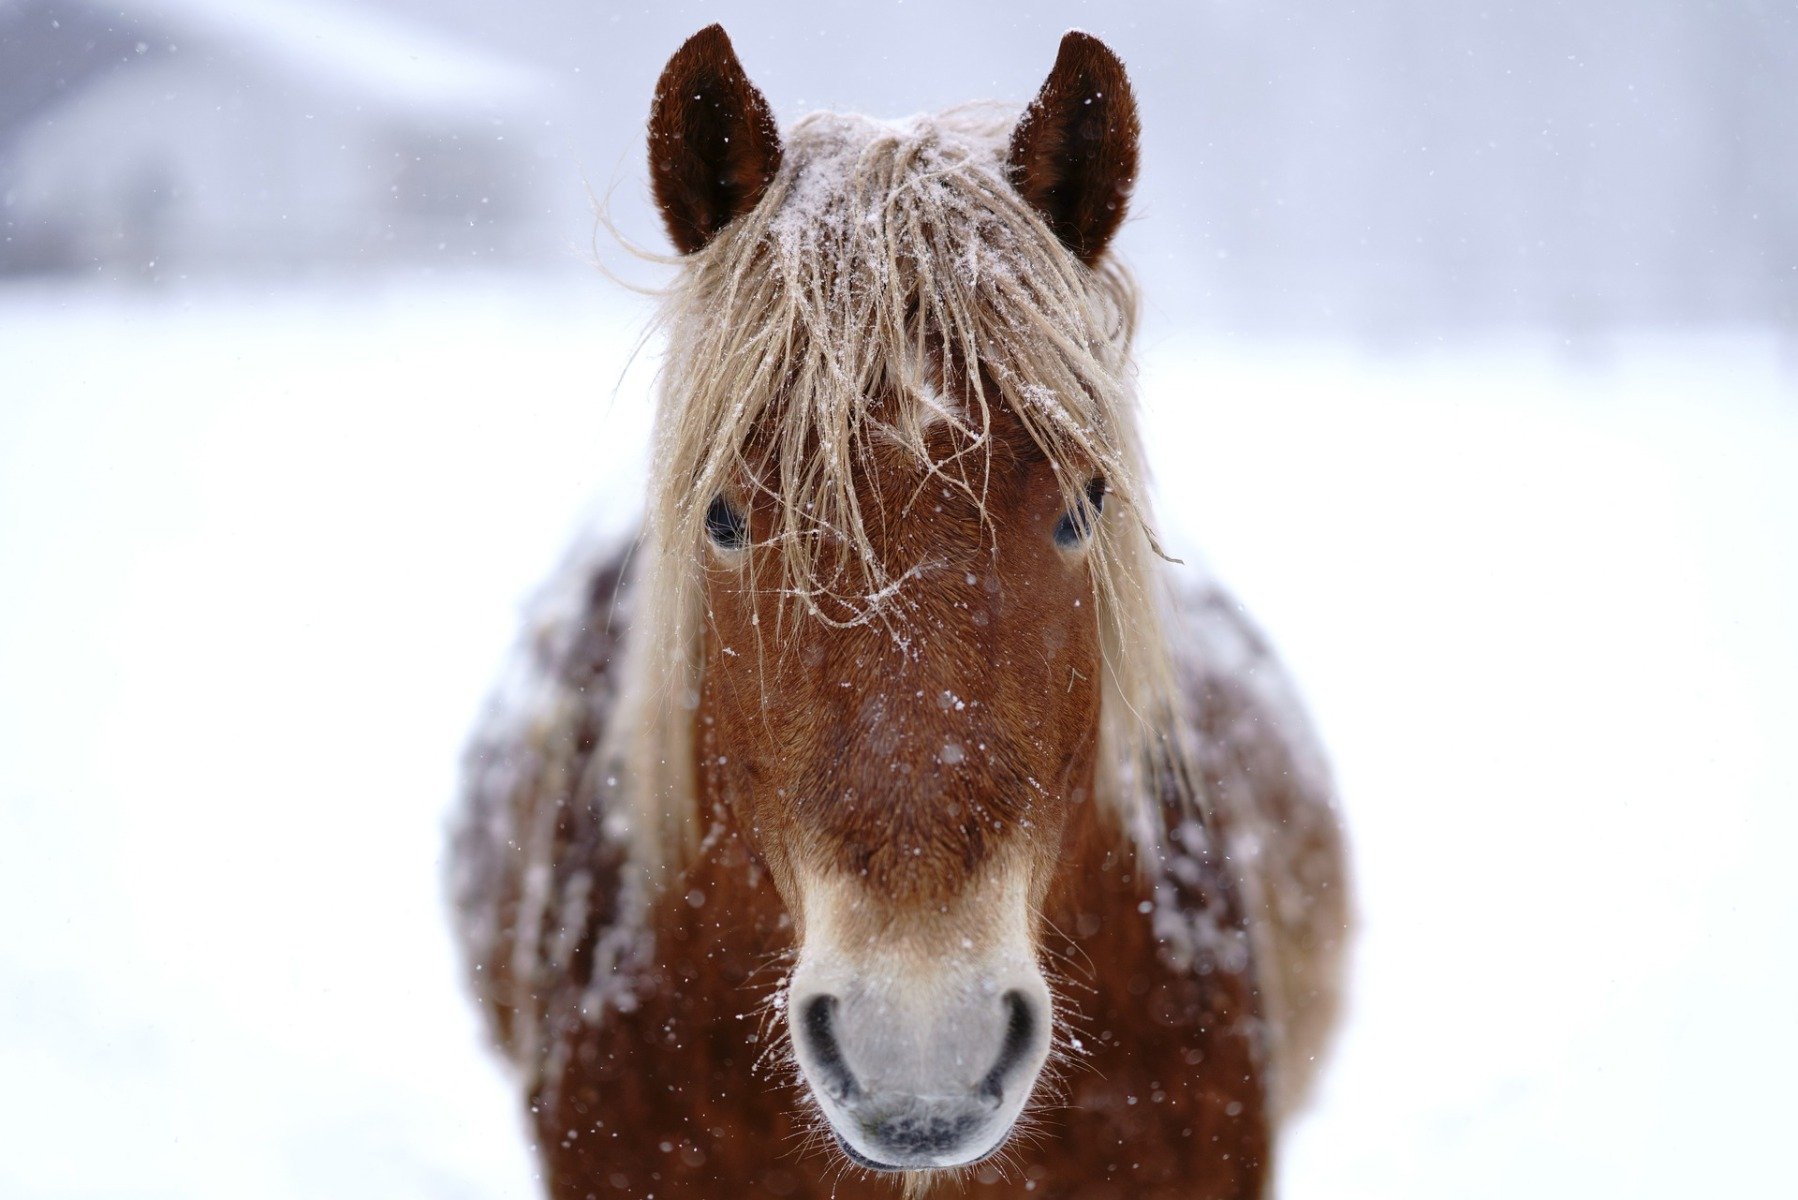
446;26;1349;1199
649;25;783;254
1008;33;1141;266
699;401;1102;920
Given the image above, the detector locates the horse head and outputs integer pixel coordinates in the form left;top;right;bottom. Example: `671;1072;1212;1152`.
639;25;1151;1174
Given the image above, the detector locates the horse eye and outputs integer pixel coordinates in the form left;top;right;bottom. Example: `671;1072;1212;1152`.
705;495;749;550
1053;477;1107;547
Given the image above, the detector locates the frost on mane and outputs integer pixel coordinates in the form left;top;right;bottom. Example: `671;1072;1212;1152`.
766;108;1026;281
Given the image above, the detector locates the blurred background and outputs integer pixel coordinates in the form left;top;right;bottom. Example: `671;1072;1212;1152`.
4;0;1796;335
2;2;1794;1198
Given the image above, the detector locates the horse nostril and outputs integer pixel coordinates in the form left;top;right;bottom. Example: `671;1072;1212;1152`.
978;990;1040;1104
799;994;862;1103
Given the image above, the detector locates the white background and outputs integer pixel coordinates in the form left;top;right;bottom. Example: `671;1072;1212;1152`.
3;281;1792;1197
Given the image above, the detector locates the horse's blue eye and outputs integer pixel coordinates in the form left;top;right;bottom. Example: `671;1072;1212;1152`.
705;495;749;549
1054;477;1107;547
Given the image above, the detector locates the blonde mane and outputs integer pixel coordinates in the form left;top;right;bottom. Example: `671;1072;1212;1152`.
606;105;1195;885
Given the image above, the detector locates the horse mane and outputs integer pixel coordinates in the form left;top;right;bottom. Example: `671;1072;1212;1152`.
606;105;1196;884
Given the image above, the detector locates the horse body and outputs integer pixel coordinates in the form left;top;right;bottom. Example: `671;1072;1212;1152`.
449;26;1348;1199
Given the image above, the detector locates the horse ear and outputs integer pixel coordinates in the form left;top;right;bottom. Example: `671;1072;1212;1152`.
1007;31;1140;266
648;25;782;255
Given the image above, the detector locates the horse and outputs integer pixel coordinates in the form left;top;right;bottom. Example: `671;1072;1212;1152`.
449;26;1350;1199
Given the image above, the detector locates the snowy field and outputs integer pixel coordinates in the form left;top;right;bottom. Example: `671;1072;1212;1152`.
1;277;1793;1198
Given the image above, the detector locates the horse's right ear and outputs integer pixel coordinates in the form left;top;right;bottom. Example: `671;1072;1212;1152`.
648;25;782;255
1008;31;1140;266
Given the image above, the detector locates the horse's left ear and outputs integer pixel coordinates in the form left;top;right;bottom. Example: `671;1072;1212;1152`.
1007;31;1140;266
648;24;783;255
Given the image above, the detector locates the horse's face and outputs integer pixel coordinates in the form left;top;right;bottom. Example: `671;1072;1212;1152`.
649;25;1140;1173
698;404;1102;1167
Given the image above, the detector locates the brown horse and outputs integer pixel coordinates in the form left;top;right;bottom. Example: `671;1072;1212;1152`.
450;26;1349;1199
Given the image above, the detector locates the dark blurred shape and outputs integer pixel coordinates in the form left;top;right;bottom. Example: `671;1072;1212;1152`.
0;0;553;281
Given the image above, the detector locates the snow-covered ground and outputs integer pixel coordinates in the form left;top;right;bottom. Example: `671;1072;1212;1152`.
1;278;1792;1198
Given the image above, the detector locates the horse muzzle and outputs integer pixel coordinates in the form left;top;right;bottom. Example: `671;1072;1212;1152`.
787;957;1052;1171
